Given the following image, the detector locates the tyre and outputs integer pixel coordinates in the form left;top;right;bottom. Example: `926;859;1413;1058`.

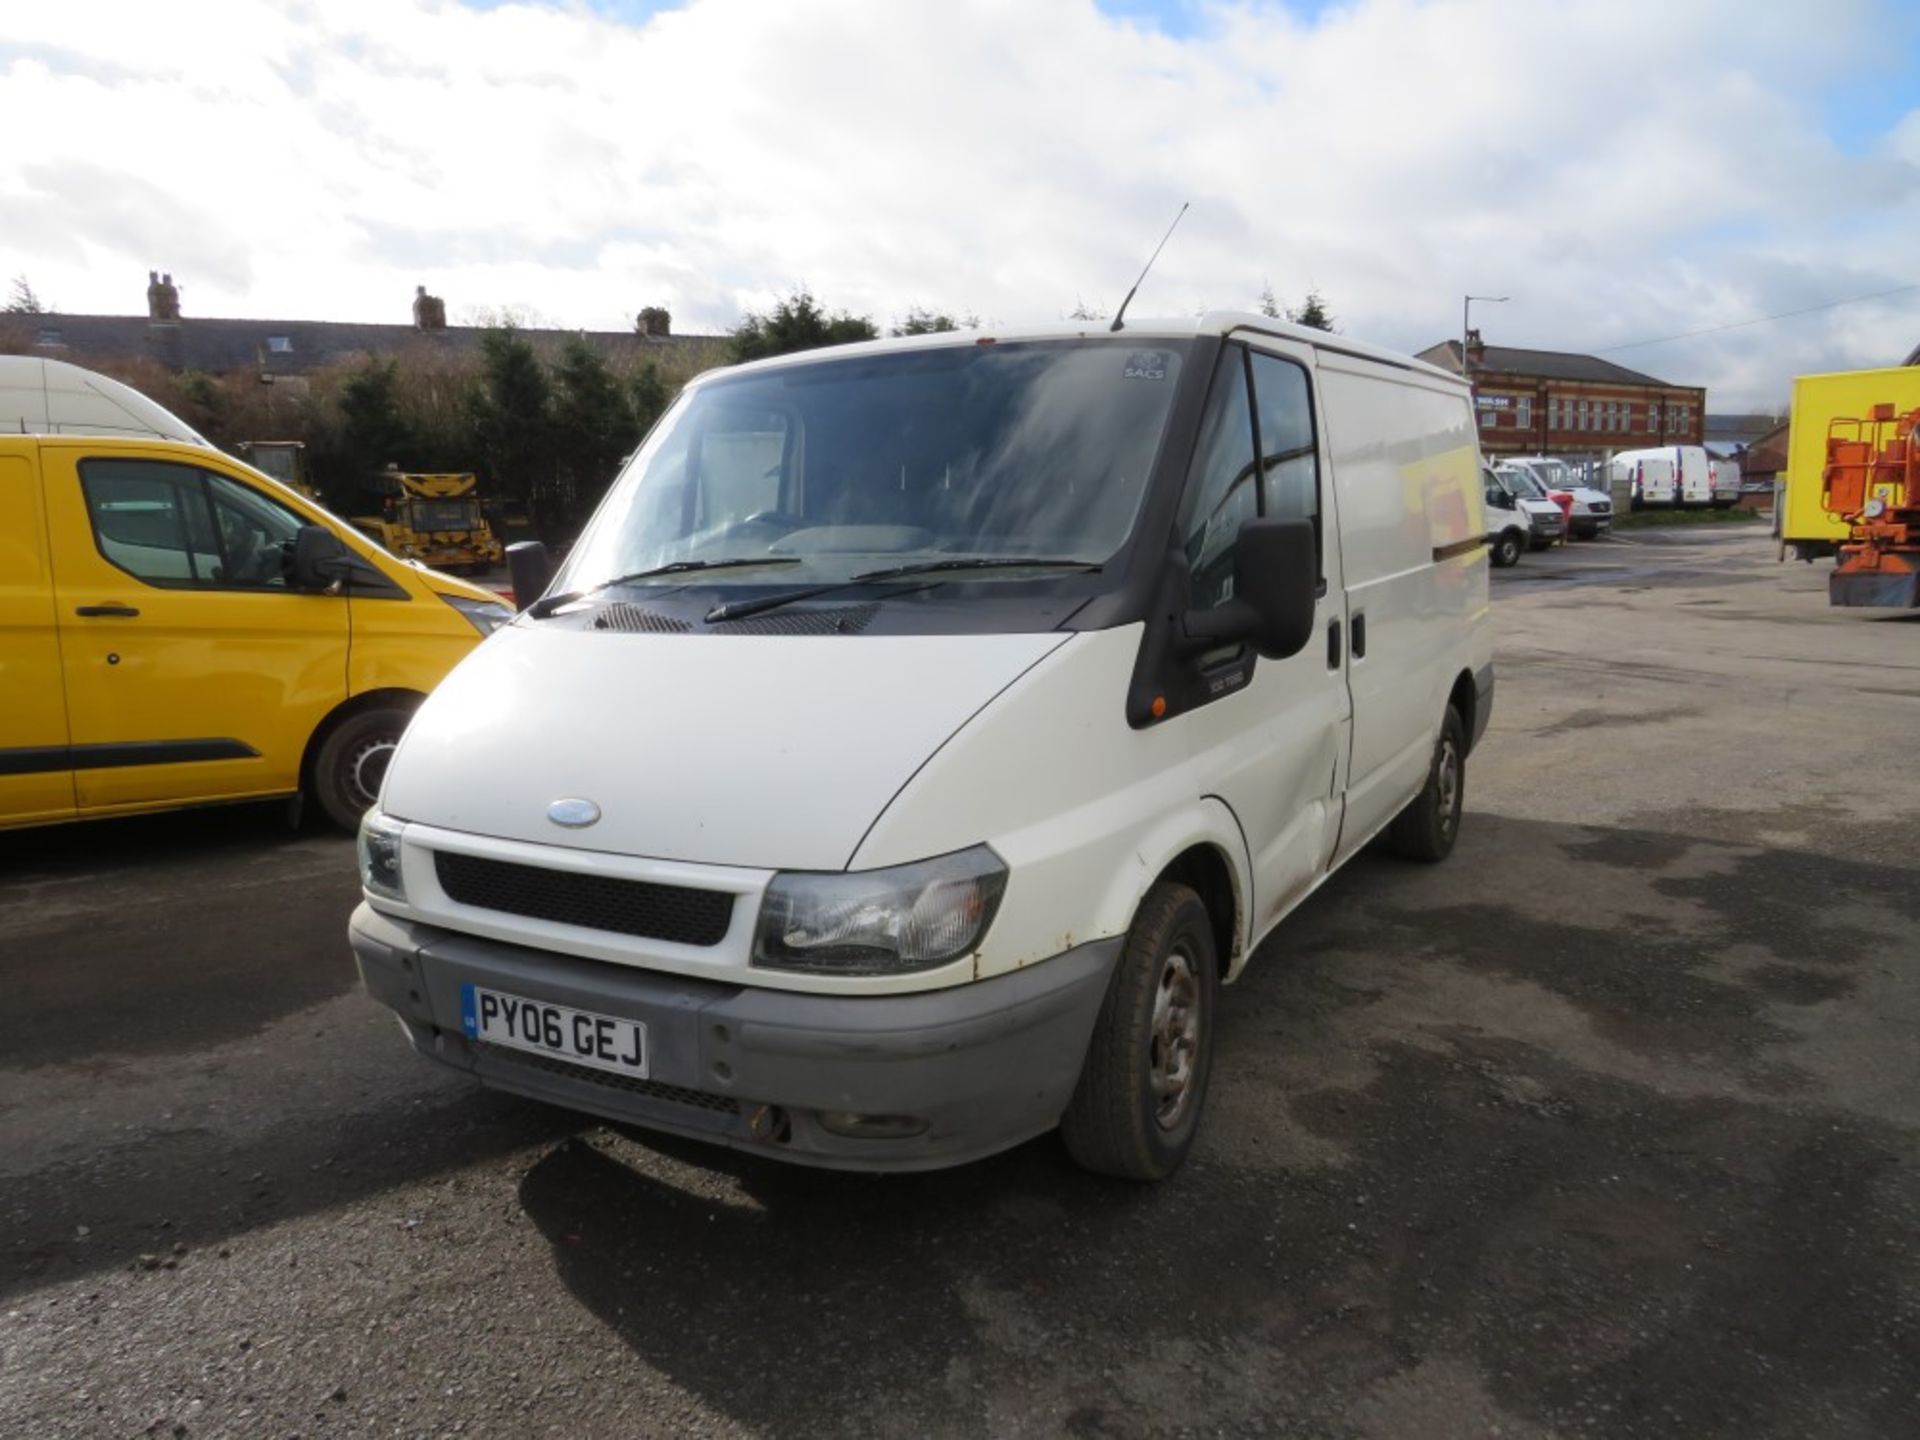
1387;706;1466;863
1492;530;1524;568
1061;882;1218;1181
311;706;415;832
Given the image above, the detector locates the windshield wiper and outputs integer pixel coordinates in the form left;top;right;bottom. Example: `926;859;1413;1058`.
705;557;1100;624
529;557;802;618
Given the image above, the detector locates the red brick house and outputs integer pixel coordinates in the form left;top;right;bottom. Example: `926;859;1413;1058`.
1416;331;1706;461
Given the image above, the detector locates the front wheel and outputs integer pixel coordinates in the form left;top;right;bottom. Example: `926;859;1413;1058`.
1062;883;1218;1181
1387;706;1466;862
1492;530;1524;568
311;706;415;832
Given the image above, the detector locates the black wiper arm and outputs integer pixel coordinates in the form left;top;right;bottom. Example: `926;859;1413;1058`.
528;557;802;618
704;558;1100;624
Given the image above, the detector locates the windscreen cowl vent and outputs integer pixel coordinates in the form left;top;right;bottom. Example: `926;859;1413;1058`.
595;604;693;634
720;603;879;636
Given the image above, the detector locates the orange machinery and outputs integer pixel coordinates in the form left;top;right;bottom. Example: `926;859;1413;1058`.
1823;403;1920;607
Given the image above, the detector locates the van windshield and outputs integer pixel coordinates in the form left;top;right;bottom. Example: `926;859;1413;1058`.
557;339;1190;595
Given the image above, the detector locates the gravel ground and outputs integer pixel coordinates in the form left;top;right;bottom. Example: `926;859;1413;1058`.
2;527;1915;1438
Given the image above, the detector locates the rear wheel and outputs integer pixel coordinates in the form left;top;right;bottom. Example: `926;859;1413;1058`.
1062;883;1218;1181
311;706;415;832
1387;706;1466;863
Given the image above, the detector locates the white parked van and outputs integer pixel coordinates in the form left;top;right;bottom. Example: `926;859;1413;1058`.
1483;464;1532;567
1708;456;1741;508
1615;444;1709;506
1506;456;1613;538
1615;454;1677;508
349;314;1494;1180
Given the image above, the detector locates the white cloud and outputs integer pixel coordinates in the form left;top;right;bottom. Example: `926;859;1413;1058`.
1;0;1915;405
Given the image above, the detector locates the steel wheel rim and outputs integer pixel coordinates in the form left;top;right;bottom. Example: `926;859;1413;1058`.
1150;944;1202;1129
1437;736;1460;838
345;737;397;811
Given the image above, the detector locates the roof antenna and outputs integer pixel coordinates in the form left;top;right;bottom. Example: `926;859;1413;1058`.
1109;202;1189;334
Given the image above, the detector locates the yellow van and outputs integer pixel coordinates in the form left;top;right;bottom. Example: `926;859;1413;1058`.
0;358;513;833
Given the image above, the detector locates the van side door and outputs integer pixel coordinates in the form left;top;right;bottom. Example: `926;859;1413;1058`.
1175;340;1351;948
40;445;349;815
0;442;76;825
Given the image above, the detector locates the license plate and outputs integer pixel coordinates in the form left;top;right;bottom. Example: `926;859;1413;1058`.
461;984;648;1078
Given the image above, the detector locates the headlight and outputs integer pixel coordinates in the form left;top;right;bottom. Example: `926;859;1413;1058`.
439;592;513;636
753;845;1008;976
358;811;407;902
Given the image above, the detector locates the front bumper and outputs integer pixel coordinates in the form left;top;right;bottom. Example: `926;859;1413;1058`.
351;904;1120;1172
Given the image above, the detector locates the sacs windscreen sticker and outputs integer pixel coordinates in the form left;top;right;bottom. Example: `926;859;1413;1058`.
1124;351;1171;381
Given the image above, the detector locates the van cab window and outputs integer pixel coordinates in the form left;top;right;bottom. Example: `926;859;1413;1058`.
1248;350;1320;556
1182;348;1260;611
80;459;302;589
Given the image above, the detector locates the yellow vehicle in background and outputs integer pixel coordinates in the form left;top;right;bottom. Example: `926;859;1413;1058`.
236;440;321;502
1780;365;1920;562
355;470;504;574
0;358;514;834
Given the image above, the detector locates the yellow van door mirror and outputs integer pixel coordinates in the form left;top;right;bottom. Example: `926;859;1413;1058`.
291;524;351;591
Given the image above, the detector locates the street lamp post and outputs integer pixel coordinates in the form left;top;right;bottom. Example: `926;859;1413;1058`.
1462;294;1508;374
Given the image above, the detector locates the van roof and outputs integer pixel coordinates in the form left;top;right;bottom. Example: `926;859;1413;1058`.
0;355;212;445
697;312;1464;390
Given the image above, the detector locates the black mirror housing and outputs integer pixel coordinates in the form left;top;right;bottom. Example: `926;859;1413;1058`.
290;524;351;591
506;541;554;613
1182;518;1318;660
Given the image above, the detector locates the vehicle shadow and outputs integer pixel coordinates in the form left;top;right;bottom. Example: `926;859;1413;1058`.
511;809;1919;1438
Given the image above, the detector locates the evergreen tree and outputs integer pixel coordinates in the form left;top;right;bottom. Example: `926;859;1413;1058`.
467;327;555;508
629;362;672;435
552;336;640;514
1287;289;1336;332
729;290;878;363
1257;284;1282;320
892;308;964;336
339;359;414;480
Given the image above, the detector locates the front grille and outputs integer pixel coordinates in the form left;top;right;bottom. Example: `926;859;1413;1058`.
476;1042;740;1114
1589;501;1612;516
434;851;734;946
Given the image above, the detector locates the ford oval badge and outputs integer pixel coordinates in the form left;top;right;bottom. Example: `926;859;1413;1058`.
547;797;601;829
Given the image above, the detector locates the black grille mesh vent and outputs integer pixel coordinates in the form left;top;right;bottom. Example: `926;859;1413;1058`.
476;1043;740;1114
591;602;878;636
595;604;692;633
435;851;733;946
722;603;879;636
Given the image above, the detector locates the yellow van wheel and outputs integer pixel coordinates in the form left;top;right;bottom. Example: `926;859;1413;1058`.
311;706;416;832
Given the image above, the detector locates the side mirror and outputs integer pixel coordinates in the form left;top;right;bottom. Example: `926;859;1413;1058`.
506;540;554;613
1181;518;1318;660
290;524;351;591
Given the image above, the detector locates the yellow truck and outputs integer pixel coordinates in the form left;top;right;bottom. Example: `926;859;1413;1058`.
1780;365;1920;561
236;440;321;502
355;470;504;574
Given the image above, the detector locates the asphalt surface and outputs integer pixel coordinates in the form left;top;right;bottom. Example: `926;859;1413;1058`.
3;525;1916;1439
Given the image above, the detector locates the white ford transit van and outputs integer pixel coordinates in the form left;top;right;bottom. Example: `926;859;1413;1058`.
350;314;1494;1180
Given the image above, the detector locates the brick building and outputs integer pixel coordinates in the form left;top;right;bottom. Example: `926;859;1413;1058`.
1416;331;1705;461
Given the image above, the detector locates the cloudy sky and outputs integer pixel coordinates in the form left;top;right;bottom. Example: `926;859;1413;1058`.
3;0;1917;406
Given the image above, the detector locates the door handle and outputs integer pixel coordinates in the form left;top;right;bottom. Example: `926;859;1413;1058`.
1326;619;1342;669
1351;613;1367;659
75;604;141;618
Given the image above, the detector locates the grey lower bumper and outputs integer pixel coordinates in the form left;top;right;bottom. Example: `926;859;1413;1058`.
351;904;1120;1172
